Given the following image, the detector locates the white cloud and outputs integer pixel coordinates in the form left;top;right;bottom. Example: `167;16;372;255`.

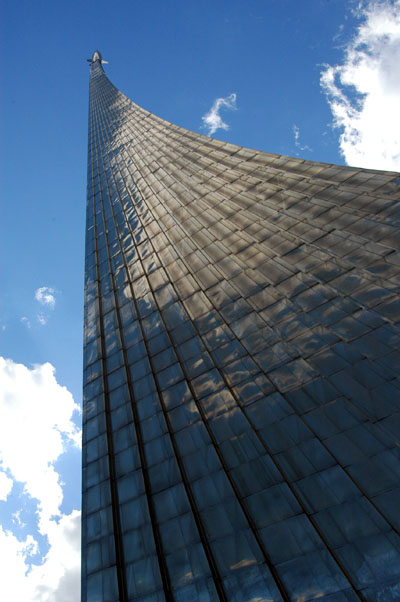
20;316;31;329
202;93;237;136
0;357;80;524
37;313;47;326
321;0;400;170
35;287;56;309
0;528;39;600
0;469;13;501
0;512;80;602
30;511;81;602
12;510;26;529
293;124;312;152
0;357;81;601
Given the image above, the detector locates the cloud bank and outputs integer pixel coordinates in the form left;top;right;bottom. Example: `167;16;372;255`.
0;357;81;601
321;0;400;170
202;93;237;136
0;512;81;602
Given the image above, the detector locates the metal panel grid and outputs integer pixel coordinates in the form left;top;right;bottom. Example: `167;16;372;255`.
82;57;400;602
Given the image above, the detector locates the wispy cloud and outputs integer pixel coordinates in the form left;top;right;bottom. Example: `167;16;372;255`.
332;23;345;42
37;313;47;326
202;93;237;136
34;287;57;326
293;124;312;153
35;287;56;309
321;0;400;170
20;316;31;329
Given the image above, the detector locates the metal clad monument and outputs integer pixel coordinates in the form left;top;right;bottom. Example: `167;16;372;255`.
82;51;400;601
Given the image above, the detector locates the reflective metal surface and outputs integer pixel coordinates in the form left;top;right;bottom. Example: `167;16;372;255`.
82;54;400;601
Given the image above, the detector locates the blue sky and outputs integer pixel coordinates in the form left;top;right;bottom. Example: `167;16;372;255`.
1;0;399;599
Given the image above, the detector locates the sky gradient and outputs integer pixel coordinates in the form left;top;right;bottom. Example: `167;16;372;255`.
1;0;399;600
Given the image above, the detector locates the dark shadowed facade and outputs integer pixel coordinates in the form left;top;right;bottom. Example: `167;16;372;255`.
82;51;400;601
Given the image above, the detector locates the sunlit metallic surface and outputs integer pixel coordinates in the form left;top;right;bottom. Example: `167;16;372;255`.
82;53;400;601
88;50;108;64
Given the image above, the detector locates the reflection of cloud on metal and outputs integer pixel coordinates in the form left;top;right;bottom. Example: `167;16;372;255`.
231;558;256;571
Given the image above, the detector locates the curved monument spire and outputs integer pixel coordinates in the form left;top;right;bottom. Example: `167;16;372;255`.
82;54;400;602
